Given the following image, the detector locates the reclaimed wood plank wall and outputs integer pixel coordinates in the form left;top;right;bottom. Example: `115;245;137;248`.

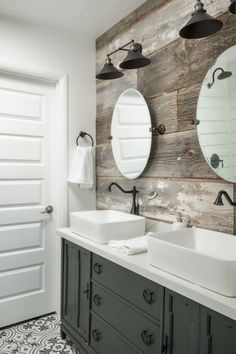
96;0;236;234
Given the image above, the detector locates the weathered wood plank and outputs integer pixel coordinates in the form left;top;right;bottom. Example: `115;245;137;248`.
96;130;218;179
96;176;234;234
96;11;136;51
97;89;177;146
96;143;122;177
96;0;228;72
177;83;201;131
96;70;137;145
96;2;236;234
136;0;168;20
147;91;177;134
137;12;236;99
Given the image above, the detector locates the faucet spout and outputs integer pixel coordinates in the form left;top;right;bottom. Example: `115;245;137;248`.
107;182;128;194
214;190;236;206
106;182;140;215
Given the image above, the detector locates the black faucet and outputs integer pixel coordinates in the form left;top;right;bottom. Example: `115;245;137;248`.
214;190;236;206
107;182;140;215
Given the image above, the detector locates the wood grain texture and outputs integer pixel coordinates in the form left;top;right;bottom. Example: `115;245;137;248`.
97;177;234;234
177;83;201;131
96;130;218;179
96;1;236;234
147;92;177;134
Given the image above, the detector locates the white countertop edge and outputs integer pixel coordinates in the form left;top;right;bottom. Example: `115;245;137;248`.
57;228;236;321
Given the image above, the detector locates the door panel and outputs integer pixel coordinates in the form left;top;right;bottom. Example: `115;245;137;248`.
199;307;236;354
62;240;77;328
61;240;91;344
0;74;56;327
163;289;199;354
0;180;42;206
0;223;42;252
0;265;42;298
0;87;42;118
0;135;42;161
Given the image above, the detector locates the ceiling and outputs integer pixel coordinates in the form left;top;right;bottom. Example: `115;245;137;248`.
0;0;146;38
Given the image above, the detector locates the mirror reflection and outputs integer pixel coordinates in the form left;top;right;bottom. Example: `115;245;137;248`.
197;45;236;182
111;88;152;179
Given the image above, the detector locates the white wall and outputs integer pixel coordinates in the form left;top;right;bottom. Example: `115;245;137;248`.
0;15;96;219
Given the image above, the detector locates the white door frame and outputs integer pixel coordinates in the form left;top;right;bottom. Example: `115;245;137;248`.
0;60;68;315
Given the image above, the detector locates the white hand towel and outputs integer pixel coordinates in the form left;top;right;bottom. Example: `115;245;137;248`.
68;145;94;189
108;235;148;255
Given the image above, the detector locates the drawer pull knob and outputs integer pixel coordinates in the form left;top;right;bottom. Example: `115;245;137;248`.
143;289;155;304
94;263;103;274
92;329;102;341
141;330;154;346
93;294;102;306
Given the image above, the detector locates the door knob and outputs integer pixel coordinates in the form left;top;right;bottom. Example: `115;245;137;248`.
40;205;54;214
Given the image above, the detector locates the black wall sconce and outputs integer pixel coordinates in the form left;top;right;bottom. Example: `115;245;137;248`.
179;0;223;39
207;67;232;88
229;0;236;14
96;40;151;80
179;0;236;39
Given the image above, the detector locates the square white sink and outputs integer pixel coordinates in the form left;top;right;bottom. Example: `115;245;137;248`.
70;210;145;244
147;228;236;297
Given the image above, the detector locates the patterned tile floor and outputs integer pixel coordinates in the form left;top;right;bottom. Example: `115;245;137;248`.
0;314;77;354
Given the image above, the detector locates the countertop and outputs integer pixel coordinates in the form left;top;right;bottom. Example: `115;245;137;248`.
58;227;236;321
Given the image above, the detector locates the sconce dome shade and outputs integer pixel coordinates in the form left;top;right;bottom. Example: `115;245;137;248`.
96;60;124;80
119;51;151;69
229;0;236;14
179;9;223;39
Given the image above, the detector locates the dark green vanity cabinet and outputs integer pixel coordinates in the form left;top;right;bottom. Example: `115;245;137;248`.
199;307;236;354
162;290;199;354
91;254;162;353
61;239;163;353
61;239;236;354
61;239;92;353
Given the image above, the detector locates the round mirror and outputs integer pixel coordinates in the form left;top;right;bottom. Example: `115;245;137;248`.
197;45;235;183
111;88;152;179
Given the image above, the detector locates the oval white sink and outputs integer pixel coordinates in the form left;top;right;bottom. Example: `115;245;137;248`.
147;228;236;297
70;210;145;244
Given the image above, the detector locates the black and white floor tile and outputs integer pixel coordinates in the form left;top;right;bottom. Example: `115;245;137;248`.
0;314;77;354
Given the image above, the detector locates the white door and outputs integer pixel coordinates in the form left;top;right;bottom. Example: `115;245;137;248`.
0;74;57;327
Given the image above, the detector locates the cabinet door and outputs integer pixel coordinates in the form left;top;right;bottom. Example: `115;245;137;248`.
199;307;236;354
61;239;91;343
162;289;199;354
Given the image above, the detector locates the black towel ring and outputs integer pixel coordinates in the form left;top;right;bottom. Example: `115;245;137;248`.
76;131;94;146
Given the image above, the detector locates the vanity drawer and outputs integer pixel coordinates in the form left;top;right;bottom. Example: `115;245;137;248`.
92;281;160;353
90;313;141;354
92;253;163;320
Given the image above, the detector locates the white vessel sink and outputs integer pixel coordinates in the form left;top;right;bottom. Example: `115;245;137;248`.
147;228;236;297
70;210;145;244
